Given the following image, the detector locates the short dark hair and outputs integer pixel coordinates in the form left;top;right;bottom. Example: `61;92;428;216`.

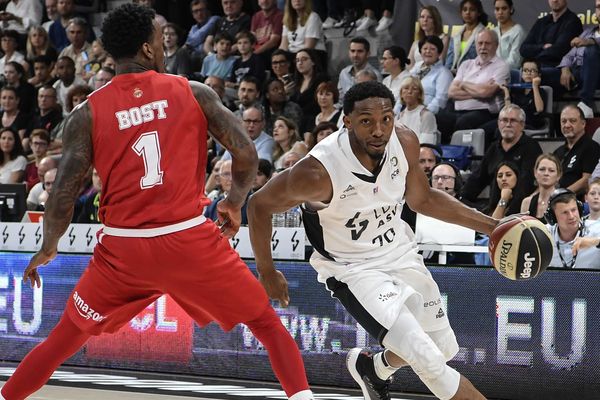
56;56;75;67
30;129;51;144
460;0;488;25
1;29;19;43
214;31;233;45
32;54;54;66
66;84;92;111
257;159;273;178
235;30;256;45
101;3;155;60
350;36;370;52
384;45;410;69
315;81;339;104
521;58;541;73
1;85;19;99
240;75;260;91
343;81;395;115
418;35;444;55
99;66;116;76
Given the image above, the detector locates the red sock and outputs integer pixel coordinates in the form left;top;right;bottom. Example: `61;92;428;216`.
1;314;90;400
246;306;310;397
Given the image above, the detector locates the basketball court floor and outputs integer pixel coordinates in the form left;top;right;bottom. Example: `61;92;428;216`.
0;365;437;400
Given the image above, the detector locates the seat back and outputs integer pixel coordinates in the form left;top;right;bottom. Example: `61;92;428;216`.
450;129;485;158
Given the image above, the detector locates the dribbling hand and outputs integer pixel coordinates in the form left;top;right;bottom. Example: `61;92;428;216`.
259;270;290;308
216;198;242;238
23;248;57;288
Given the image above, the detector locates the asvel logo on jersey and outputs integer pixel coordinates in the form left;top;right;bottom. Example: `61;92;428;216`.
340;184;358;199
73;291;106;322
378;291;398;302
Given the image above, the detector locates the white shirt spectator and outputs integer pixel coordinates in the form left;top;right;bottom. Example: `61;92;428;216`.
3;0;43;34
397;105;437;144
282;12;326;53
454;55;509;113
383;70;411;103
493;24;526;70
0;155;27;184
27;181;44;209
53;75;86;115
0;51;26;74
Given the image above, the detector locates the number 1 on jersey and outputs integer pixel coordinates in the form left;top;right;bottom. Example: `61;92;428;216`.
132;131;164;189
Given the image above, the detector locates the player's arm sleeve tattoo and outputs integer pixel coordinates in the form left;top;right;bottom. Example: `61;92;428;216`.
42;103;93;251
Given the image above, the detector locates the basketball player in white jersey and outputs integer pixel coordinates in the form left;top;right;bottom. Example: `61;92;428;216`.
248;82;498;400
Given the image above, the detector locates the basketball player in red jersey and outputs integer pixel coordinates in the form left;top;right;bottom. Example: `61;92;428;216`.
0;4;314;400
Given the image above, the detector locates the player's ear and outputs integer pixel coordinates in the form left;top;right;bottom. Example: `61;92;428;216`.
343;114;352;130
141;41;153;61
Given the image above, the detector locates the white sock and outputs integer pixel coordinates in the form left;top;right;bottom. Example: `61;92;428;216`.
289;389;314;400
374;351;400;380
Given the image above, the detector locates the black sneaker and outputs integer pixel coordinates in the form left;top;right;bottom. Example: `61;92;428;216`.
346;348;392;400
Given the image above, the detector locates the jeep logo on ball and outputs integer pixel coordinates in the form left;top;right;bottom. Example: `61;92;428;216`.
520;252;535;279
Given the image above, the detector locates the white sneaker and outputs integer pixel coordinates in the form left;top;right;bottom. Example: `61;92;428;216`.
322;16;339;29
375;16;393;32
356;16;376;32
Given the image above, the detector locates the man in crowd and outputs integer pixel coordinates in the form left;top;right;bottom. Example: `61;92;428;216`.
553;104;600;196
221;106;274;163
184;0;219;58
59;17;93;79
419;143;442;178
0;0;43;35
337;37;382;103
250;0;283;62
30;85;63;135
42;0;58;31
26;156;58;210
28;55;57;88
203;0;250;55
234;75;261;118
49;0;95;52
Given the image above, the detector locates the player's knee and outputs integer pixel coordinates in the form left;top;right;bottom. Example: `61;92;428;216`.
430;328;459;362
246;305;281;334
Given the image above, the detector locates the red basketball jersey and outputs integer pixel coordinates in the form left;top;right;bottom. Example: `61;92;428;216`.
87;71;209;229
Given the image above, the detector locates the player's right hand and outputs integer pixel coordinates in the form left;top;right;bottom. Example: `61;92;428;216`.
259;269;290;308
23;247;57;288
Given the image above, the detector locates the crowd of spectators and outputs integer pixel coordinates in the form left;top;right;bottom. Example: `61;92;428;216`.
1;0;600;268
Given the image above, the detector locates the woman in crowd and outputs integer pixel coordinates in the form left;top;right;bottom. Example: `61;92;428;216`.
408;5;448;66
396;76;437;144
270;49;295;96
306;121;337;150
501;58;547;129
163;23;192;78
272;116;306;169
493;0;525;70
0;87;29;147
445;0;487;73
521;154;562;220
290;48;327;133
65;85;92;115
4;62;36;115
279;0;326;57
25;26;58;66
409;36;453;115
314;81;341;126
0;30;27;74
381;46;410;104
488;161;527;219
0;127;26;184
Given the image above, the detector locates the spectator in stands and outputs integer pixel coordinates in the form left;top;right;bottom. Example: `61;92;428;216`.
0;30;27;74
553;104;600;196
431;162;463;199
487;160;526;218
419;143;442;178
221;106;274;162
279;0;326;56
200;32;236;81
184;0;219;59
26;155;56;209
521;153;562;220
0;87;29;148
203;0;250;55
76;167;101;223
461;104;542;207
234;75;261;119
408;5;449;66
251;0;283;61
228;31;266;86
24;129;50;191
35;167;57;210
314;81;340;127
0;0;43;35
447;29;510;145
58;17;93;80
132;0;167;27
557;0;600;111
519;0;582;87
205;159;249;224
586;178;600;221
381;45;410;104
272;116;305;169
42;0;58;32
270;49;294;94
4;61;36;115
338;37;382;104
445;0;487;73
396;76;437;144
49;0;95;52
263;77;302;135
28;55;56;89
306;120;336;150
65;84;91;114
163;23;191;78
409;36;453;116
102;55;115;70
501;58;547;129
91;66;114;90
0;127;26;184
253;158;273;192
547;188;600;269
52;56;85;114
28;86;63;143
290;48;327;133
26;27;58;67
280;148;305;169
493;0;525;71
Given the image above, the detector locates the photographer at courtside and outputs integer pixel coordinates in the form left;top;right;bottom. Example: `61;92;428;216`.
545;188;600;269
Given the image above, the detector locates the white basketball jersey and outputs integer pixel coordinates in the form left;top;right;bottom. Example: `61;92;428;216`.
303;128;416;264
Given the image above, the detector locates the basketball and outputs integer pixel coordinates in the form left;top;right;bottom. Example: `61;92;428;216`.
488;215;553;280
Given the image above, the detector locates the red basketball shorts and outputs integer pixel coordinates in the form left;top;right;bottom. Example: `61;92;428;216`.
64;221;270;335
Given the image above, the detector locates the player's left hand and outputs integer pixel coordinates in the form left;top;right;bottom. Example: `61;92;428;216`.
572;237;600;255
23;247;57;288
216;197;242;238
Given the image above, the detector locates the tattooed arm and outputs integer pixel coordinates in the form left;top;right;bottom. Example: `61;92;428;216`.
23;103;93;287
190;81;258;236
